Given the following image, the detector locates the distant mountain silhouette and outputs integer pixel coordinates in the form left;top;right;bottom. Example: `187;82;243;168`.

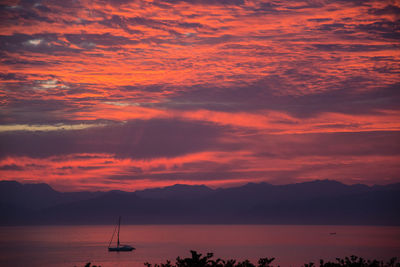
1;180;399;225
136;184;214;199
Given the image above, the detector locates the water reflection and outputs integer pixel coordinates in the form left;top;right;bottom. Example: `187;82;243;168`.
0;225;399;267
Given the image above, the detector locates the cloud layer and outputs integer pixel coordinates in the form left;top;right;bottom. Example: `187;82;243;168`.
1;0;399;191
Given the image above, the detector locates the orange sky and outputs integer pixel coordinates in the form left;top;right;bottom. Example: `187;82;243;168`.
0;0;399;191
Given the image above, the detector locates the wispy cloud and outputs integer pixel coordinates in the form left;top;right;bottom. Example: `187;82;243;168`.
0;122;107;132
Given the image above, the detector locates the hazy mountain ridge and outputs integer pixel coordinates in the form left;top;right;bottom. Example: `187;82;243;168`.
0;180;105;210
1;180;399;225
135;184;214;199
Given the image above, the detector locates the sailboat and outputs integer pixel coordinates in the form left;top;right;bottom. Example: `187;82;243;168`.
108;216;135;252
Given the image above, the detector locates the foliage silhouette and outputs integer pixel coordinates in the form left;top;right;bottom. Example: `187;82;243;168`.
316;255;399;267
81;263;101;267
143;251;400;267
144;250;279;267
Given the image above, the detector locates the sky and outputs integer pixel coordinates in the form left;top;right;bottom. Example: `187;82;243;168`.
0;0;399;191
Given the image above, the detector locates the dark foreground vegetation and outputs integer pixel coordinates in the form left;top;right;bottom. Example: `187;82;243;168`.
82;251;400;267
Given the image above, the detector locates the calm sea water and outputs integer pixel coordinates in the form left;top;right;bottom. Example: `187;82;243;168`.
0;225;399;267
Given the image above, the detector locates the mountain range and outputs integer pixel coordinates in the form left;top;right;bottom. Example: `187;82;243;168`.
1;180;399;225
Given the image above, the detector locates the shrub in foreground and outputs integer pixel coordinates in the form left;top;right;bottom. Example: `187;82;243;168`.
143;251;400;267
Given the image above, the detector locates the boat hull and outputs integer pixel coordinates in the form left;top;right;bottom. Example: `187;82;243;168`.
108;245;135;252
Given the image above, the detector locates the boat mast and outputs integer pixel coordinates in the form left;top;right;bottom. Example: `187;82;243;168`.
117;216;121;247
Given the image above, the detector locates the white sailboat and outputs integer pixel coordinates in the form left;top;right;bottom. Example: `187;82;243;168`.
108;216;135;252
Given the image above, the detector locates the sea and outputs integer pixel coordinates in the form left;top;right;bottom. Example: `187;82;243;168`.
0;225;399;267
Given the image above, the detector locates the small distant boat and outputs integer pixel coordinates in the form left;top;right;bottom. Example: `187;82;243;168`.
329;232;337;235
108;216;135;252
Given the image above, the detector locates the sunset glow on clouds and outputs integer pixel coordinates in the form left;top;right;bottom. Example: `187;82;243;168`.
1;0;399;191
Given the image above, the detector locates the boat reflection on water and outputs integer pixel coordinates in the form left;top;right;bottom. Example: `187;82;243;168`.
108;216;135;252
